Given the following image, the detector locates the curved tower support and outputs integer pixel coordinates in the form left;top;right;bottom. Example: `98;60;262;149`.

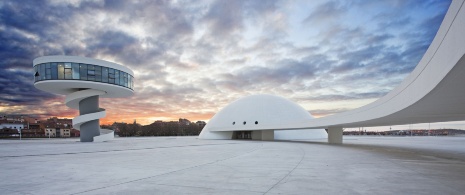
33;55;134;142
65;89;113;142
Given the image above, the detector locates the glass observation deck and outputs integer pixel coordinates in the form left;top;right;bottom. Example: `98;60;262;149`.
34;62;134;90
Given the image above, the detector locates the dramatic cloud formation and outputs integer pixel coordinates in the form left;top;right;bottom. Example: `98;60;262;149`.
0;0;452;125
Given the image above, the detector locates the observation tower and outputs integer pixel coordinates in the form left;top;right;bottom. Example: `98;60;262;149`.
33;56;134;142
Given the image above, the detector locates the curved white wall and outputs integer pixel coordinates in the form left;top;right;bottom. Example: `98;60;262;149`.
274;129;327;141
199;94;327;140
206;0;465;135
305;0;465;128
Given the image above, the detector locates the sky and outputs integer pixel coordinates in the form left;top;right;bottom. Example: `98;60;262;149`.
0;0;459;130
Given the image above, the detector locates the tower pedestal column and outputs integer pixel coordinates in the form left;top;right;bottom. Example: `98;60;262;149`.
78;95;101;142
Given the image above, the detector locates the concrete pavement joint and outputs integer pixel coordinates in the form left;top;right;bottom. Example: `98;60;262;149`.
263;145;306;194
154;183;264;194
68;143;264;195
0;142;242;158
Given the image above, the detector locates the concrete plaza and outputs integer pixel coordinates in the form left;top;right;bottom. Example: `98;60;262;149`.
1;136;465;194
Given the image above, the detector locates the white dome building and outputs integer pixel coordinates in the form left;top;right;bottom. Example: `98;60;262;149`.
199;94;327;140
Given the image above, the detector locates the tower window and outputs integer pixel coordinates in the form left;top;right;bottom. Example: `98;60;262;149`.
255;121;258;125
232;122;235;125
243;121;246;125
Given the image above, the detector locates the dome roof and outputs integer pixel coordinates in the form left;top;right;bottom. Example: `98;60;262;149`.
210;94;314;127
199;94;327;140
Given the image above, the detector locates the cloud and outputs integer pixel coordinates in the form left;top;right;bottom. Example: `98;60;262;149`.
302;1;348;25
0;0;453;125
203;0;244;37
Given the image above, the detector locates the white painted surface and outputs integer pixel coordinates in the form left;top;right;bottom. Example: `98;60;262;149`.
93;129;115;142
274;129;327;141
199;94;327;140
34;80;133;98
206;0;465;135
72;110;106;130
2;136;465;194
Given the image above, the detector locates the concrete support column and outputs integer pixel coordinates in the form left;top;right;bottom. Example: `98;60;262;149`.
79;95;100;142
251;131;262;140
327;127;343;144
262;130;274;141
252;130;274;141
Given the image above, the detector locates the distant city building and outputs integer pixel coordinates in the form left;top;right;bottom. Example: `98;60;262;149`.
46;117;73;127
0;115;39;124
0;115;88;138
44;123;72;138
0;121;25;130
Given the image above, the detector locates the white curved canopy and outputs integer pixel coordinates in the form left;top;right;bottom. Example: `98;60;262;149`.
209;0;465;132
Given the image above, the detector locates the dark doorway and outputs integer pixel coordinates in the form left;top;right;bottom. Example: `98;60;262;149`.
233;131;252;139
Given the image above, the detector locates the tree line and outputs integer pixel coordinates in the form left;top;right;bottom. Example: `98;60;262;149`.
111;120;205;137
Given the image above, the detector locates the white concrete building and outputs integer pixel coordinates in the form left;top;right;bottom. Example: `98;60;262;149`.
33;56;134;142
0;123;25;130
45;128;55;137
200;0;465;144
199;94;327;140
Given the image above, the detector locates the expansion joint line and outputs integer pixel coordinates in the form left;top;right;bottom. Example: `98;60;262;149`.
69;143;264;195
263;145;306;195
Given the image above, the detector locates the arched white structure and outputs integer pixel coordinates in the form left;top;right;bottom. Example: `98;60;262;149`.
33;56;134;142
199;94;327;140
203;0;465;144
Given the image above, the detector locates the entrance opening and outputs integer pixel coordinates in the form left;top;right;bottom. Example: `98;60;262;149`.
233;131;252;139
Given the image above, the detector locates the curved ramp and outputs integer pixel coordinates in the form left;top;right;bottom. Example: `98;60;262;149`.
66;89;114;142
207;0;465;143
305;0;465;129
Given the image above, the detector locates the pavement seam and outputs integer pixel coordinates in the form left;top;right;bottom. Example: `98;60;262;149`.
263;145;306;195
0;142;242;158
0;186;35;195
67;143;264;195
154;183;264;194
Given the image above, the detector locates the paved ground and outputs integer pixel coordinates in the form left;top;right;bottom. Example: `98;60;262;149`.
1;136;465;195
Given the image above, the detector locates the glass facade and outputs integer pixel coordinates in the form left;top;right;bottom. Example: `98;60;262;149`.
34;62;134;90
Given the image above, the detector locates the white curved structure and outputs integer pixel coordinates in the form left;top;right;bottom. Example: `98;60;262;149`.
203;0;465;144
199;94;327;140
33;56;134;142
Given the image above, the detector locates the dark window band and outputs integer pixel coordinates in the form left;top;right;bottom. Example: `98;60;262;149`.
34;62;134;90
